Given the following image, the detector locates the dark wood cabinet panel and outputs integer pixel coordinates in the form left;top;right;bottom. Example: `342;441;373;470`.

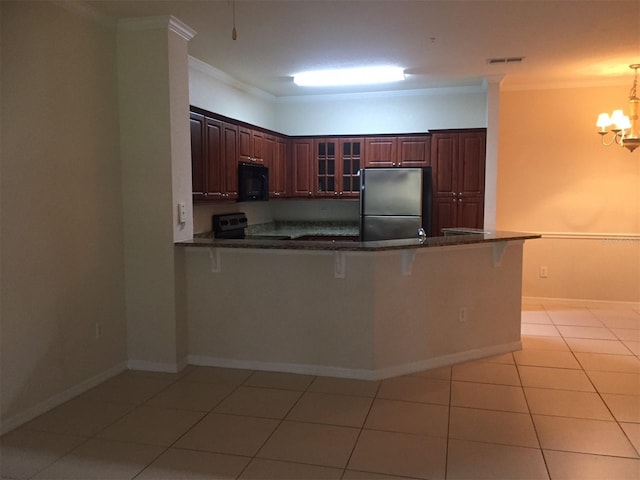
398;136;430;167
273;137;288;197
205;118;224;198
291;139;314;197
190;111;239;202
238;126;264;164
190;112;206;200
222;123;239;199
315;138;362;197
430;130;486;234
365;137;397;167
263;134;287;197
365;135;429;168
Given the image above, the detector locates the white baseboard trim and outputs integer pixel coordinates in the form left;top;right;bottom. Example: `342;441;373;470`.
1;362;127;436
127;357;189;374
523;296;640;310
188;341;522;381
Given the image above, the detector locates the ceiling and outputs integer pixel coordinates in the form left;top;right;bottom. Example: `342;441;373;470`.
85;0;640;97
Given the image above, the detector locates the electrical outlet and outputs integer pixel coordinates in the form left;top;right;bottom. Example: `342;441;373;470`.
95;323;103;339
178;202;187;225
539;266;548;278
458;307;467;323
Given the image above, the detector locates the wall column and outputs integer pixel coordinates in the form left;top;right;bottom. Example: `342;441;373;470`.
117;16;195;371
483;75;503;232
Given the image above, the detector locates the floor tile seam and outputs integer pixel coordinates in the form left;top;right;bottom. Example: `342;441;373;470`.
572;349;640;359
513;359;552;479
374;396;451;407
95;408;208;447
344;467;424;480
358;425;448;440
579;367;640;376
444;362;454;480
447;433;542;450
530;412;633;426
245;381;320;478
290;389;378;400
341;380;383;479
449;404;530;415
244;455;346;474
450;378;523;387
12;434;95;480
130;444;173;480
450;377;522;387
540;446;640;460
521;385;616;396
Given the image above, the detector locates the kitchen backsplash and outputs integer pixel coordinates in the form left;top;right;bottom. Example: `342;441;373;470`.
193;199;359;234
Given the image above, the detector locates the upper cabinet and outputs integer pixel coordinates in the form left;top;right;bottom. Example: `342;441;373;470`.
189;107;485;217
238;126;264;164
364;135;430;168
364;137;397;167
315;138;362;197
190;112;237;201
290;138;314;197
430;129;486;234
264;135;287;197
398;136;431;167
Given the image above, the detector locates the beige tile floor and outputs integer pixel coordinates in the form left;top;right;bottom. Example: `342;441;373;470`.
2;304;639;479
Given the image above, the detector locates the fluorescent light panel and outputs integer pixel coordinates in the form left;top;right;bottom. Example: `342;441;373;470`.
293;66;405;87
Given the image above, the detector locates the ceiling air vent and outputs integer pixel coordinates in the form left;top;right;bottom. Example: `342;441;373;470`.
487;57;524;65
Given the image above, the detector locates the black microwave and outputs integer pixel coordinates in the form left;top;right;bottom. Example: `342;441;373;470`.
238;162;269;201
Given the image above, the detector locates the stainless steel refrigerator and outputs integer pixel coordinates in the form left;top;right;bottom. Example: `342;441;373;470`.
359;167;432;241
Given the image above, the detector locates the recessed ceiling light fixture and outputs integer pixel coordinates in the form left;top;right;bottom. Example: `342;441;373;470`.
293;66;405;87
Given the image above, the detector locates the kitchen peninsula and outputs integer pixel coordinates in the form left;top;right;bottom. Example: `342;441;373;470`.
177;230;539;380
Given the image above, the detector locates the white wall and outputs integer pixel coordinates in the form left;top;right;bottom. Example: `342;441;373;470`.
1;1;127;431
497;86;640;304
275;87;487;136
188;58;487;137
189;57;277;130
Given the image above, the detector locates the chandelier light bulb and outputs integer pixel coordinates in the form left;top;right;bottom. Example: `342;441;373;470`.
595;63;640;152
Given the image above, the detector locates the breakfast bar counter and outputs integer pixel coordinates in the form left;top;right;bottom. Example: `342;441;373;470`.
177;230;539;251
177;230;539;380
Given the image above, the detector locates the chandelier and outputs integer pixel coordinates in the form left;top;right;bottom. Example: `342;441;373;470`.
596;64;640;153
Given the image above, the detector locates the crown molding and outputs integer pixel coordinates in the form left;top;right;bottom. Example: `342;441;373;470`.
118;16;196;41
275;84;486;104
188;56;276;101
501;77;631;92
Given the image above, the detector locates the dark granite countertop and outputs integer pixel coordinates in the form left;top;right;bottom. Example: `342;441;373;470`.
176;230;541;252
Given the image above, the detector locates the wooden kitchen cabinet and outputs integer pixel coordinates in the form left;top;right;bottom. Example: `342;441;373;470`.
315;138;362;197
238;126;264;164
290;138;314;197
365;137;397;167
430;129;486;235
190;112;206;199
263;134;287;197
364;135;430;168
398;135;430;167
190;112;238;201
